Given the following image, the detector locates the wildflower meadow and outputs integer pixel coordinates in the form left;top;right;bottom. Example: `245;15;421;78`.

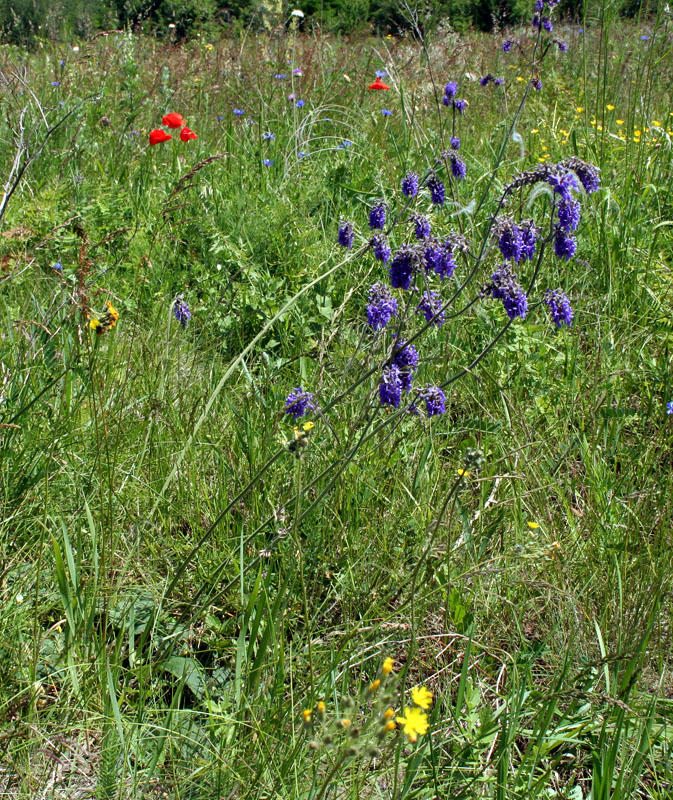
1;1;673;797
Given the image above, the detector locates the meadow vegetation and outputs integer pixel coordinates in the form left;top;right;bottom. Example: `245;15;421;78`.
0;2;673;797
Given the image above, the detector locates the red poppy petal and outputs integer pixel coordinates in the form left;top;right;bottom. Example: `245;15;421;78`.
149;129;172;145
180;126;198;141
162;113;184;129
368;77;390;90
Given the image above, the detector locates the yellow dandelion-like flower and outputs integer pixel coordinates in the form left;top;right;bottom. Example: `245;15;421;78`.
516;76;525;83
596;125;603;132
561;139;568;144
89;318;100;330
383;707;395;720
411;686;434;710
303;421;315;431
531;128;539;134
302;708;313;723
634;129;642;136
339;718;351;728
652;120;661;127
575;106;584;113
527;521;540;529
369;679;382;692
395;706;429;743
316;701;326;716
616;119;624;125
457;468;470;477
384;719;397;732
606;104;615;111
382;657;395;677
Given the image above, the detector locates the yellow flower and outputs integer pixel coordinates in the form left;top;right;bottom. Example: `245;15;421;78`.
531;128;539;134
457;468;470;477
302;708;313;723
561;139;568;144
383;707;395;720
302;421;315;431
596;125;603;132
339;718;351;728
616;119;624;125
89;318;100;330
396;706;429;742
369;679;382;692
606;104;615;111
382;657;394;677
634;129;641;136
384;719;397;732
411;686;433;710
575;106;584;113
527;521;540;529
516;76;525;83
316;701;326;717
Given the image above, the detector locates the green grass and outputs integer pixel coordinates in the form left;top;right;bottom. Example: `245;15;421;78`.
1;3;673;798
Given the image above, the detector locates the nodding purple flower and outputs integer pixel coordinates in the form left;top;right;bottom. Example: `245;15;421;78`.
393;341;419;392
520;220;538;260
532;13;541;28
425;240;457;279
338;221;354;249
419;386;446;416
174;297;191;328
495;76;504;86
450;154;467;180
293;68;303;75
402;171;419;197
542;17;553;32
554;225;577;260
371;233;392;264
389;246;417;290
450;136;460;150
443;81;458;100
502;40;514;52
428;175;445;205
544;289;574;327
480;74;494;86
531;78;543;91
369;200;386;231
557;40;569;52
263;131;276;140
367;282;398;330
453;98;467;115
417;291;445;326
497;222;524;262
489;263;528;320
284;387;316;419
379;365;402;408
558;196;581;231
412;214;431;240
564;157;600;194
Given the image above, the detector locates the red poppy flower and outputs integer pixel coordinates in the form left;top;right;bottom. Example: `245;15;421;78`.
149;129;172;145
368;77;390;90
180;126;198;141
162;113;185;128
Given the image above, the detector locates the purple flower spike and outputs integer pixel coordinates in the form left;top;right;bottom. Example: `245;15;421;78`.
284;387;316;419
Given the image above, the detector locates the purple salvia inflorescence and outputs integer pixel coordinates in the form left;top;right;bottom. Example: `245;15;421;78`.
424;240;457;279
453;99;468;115
542;17;553;31
489;263;529;320
419;386;446;417
554;226;577;261
393;341;419;392
547;168;579;200
531;77;543;91
494;76;504;85
497;220;525;262
535;0;544;9
402;171;419;198
532;13;541;28
544;289;574;327
450;136;461;150
173;296;191;328
520;220;539;260
369;200;386;231
558;196;581;231
389;245;417;290
413;214;432;240
428;175;445;205
502;40;514;52
562;157;601;194
556;40;569;52
284;387;316;419
480;74;494;86
442;81;458;105
338;220;354;249
379;365;402;408
371;233;392;264
366;282;398;330
417;291;445;327
450;154;467;180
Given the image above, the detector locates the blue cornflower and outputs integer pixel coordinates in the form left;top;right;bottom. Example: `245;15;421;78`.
338;221;355;249
417;291;445;326
578;28;584;33
554;226;577;261
284;387;316;419
339;139;353;149
59;58;65;66
263;158;274;166
51;81;60;87
52;261;63;272
298;151;309;159
275;73;287;79
389;246;417;290
173;296;191;328
640;35;649;40
667;401;673;415
263;131;276;140
295;99;306;107
376;69;387;78
217;115;224;120
379;365;402;408
453;99;467;115
544;289;573;327
412;214;431;240
450;153;466;180
489;264;528;320
402;171;419;198
370;234;392;264
393;341;419;393
369;200;386;231
428;175;445;205
450;136;460;150
558;196;581;231
381;109;392;116
366;283;398;330
233;108;244;115
419;386;446;416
